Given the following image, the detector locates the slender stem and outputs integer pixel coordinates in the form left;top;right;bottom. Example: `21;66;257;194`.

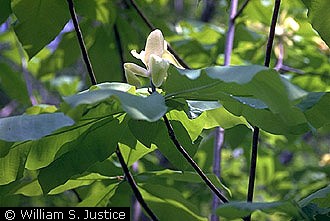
67;2;156;219
211;127;224;221
129;0;154;30
224;0;238;66
115;147;159;221
129;0;190;69
246;127;260;203
149;81;228;203
274;40;284;71
233;0;250;22
211;2;239;220
66;0;97;85
114;24;126;82
163;115;229;203
244;1;281;220
264;0;281;68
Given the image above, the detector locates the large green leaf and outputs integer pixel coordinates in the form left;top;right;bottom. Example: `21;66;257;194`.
216;201;304;219
299;185;330;219
302;0;330;47
24;119;96;170
139;183;208;221
0;113;74;142
13;0;69;58
163;65;310;134
64;85;167;122
38;117;123;193
136;169;230;197
299;185;330;208
166;109;248;141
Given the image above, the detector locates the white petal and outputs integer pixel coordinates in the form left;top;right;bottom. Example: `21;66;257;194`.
162;50;184;69
124;63;149;77
149;54;169;87
145;29;164;66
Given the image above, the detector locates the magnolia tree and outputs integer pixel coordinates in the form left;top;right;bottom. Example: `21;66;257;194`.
0;0;329;220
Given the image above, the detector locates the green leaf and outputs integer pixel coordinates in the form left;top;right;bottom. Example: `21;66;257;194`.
78;181;119;207
64;86;167;122
302;0;330;47
299;185;330;208
136;169;231;197
38;117;123;193
216;201;303;219
164;65;310;134
0;62;29;104
139;183;208;221
25;119;95;170
0;145;30;185
13;0;69;58
0;0;11;24
128;119;200;170
0;113;74;142
299;92;330;128
14;179;42;197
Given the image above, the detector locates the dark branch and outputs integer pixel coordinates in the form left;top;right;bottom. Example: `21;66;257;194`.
66;0;97;85
163;115;229;203
114;24;126;82
129;0;190;69
233;0;250;22
264;0;281;68
246;127;260;203
129;0;154;30
149;83;228;203
244;1;281;220
115;147;159;221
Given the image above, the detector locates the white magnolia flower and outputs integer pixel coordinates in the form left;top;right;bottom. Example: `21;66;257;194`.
124;29;183;87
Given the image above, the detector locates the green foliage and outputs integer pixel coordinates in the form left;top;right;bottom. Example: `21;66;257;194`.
0;0;330;220
0;113;74;142
12;0;69;58
302;0;330;46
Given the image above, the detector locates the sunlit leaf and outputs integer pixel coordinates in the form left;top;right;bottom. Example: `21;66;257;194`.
302;0;330;47
38;117;123;193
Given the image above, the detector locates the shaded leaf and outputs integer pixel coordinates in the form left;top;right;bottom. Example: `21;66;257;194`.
0;113;74;142
299;185;330;208
13;0;69;58
38;117;123;193
216;201;303;219
0;0;11;24
64;86;167;122
163;66;320;134
139;183;208;221
136;169;231;197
